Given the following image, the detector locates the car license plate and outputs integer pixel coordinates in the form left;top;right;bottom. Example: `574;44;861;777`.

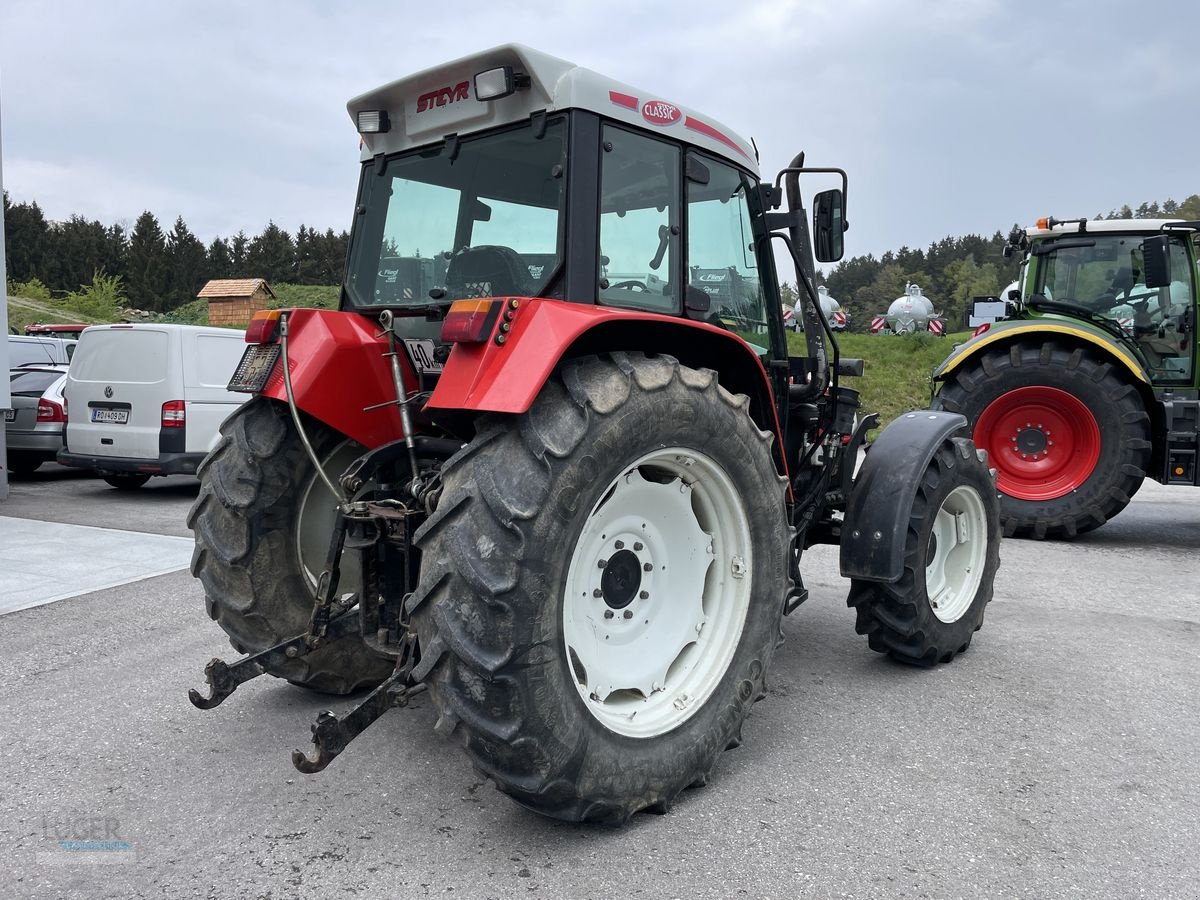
3;409;14;422
403;338;444;374
91;408;129;424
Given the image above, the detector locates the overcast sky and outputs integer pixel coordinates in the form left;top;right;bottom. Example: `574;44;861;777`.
2;0;1198;264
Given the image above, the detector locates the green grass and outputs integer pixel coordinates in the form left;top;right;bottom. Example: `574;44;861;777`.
787;329;969;432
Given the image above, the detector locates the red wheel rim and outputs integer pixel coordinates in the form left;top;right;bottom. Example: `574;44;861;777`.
974;386;1101;501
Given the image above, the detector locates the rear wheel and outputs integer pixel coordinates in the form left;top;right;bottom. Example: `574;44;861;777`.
848;436;1000;666
103;473;151;490
409;353;789;823
188;397;392;694
933;343;1151;538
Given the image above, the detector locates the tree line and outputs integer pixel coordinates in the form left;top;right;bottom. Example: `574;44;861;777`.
822;193;1200;332
3;192;349;312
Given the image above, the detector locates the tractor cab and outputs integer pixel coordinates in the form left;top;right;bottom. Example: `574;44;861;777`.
338;45;809;386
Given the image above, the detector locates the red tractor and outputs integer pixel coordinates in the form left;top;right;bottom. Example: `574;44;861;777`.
189;45;1001;824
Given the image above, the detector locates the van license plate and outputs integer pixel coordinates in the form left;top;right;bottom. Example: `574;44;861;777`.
91;409;129;424
3;410;14;422
403;339;444;374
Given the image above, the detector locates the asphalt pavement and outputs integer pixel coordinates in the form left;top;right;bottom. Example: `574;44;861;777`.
1;464;1198;899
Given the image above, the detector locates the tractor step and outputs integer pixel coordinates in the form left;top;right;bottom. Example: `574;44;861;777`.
188;612;363;710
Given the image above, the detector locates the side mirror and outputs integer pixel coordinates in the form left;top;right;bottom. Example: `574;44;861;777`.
1141;235;1171;288
812;188;845;262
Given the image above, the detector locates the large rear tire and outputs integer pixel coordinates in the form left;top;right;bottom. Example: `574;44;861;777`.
848;435;1000;666
188;397;393;694
409;353;789;824
933;343;1151;538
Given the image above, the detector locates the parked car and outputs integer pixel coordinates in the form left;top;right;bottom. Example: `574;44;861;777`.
7;334;77;367
58;324;248;489
4;364;69;475
24;323;90;339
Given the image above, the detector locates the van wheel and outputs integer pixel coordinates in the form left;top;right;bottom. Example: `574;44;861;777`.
7;453;42;476
188;397;392;694
103;474;151;490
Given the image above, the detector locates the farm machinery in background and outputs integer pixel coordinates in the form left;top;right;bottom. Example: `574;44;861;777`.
933;215;1199;538
186;44;1000;824
870;282;947;335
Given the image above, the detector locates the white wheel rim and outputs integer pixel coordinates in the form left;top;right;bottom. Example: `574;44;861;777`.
297;440;366;594
562;448;752;739
925;484;988;623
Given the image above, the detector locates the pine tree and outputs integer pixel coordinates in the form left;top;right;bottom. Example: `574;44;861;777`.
246;221;296;283
165;216;207;310
207;237;233;279
126;211;169;311
230;231;249;274
3;194;51;285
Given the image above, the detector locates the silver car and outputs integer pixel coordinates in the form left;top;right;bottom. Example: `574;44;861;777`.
5;364;69;475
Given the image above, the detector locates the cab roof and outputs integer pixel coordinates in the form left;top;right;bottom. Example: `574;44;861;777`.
347;44;757;174
1028;218;1189;238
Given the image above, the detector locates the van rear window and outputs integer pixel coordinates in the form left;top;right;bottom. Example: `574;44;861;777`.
73;330;169;383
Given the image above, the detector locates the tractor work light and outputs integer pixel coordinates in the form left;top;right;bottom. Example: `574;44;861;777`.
356;110;390;134
441;299;502;343
474;66;530;101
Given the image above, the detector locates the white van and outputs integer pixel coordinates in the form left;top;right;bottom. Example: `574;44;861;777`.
59;324;248;488
7;334;78;367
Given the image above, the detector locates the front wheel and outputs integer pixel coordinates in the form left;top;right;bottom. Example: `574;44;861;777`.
409;353;789;823
848;435;1000;666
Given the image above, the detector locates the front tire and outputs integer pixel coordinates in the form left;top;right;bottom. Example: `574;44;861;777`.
188;397;393;694
848;436;1000;666
409;353;789;823
933;343;1151;538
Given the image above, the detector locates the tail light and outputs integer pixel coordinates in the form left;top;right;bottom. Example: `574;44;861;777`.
245;309;283;344
161;400;186;428
441;298;511;344
37;399;65;423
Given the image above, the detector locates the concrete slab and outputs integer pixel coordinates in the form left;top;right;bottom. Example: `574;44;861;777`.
0;516;192;615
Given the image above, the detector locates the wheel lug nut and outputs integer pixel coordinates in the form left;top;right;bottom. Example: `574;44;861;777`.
614;540;624;549
597;559;607;569
604;610;614;620
593;589;603;598
643;562;652;572
639;590;649;599
623;610;633;619
633;542;644;551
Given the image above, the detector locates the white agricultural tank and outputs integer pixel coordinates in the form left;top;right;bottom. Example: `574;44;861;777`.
817;286;847;330
886;283;934;333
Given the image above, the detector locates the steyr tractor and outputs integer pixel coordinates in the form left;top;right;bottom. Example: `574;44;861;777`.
188;45;1001;824
932;216;1199;539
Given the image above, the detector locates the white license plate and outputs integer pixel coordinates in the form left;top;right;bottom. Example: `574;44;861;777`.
403;338;444;374
3;409;14;422
91;408;129;424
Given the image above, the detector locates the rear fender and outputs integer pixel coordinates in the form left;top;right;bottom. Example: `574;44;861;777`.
259;308;406;449
427;298;787;475
933;318;1150;384
840;410;969;583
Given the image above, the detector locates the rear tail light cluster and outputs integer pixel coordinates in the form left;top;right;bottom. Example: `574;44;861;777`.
245;309;283;344
440;298;520;345
36;399;65;423
161;400;186;428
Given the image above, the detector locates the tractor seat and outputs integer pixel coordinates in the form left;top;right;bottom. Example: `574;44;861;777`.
444;245;530;300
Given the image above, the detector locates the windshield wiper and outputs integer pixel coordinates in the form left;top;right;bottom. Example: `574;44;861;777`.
1030;238;1096;256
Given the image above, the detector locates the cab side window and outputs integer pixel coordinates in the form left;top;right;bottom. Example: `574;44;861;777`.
597;126;680;313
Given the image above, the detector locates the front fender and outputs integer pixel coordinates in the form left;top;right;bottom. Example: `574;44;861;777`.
839;410;969;583
932;318;1149;384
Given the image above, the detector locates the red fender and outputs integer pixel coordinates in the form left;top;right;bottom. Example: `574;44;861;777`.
259;308;406;449
428;298;788;479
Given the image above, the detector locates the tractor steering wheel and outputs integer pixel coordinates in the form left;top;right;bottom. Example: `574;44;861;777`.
609;280;649;292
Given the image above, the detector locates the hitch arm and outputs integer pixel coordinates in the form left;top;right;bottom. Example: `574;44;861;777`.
291;671;427;774
188;613;362;710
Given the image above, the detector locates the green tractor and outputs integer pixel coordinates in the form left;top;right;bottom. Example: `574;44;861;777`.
933;216;1198;538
